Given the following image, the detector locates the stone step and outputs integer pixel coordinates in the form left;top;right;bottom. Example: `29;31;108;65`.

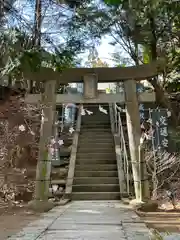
78;142;114;147
72;184;119;192
82;121;110;124
80;127;112;132
77;148;114;153
71;192;120;200
81;119;110;123
82;120;110;123
75;164;117;171
82;116;110;121
81;125;110;129
83;104;108;107
81;121;110;125
79;137;113;141
82;103;109;107
73;177;119;185
79;135;113;139
74;170;118;177
76;158;116;165
59;149;71;157
81;124;110;127
48;190;64;198
81;129;111;132
83;103;108;106
78;138;114;143
79;133;113;138
51;160;61;167
76;152;116;159
51;179;66;185
51;167;68;179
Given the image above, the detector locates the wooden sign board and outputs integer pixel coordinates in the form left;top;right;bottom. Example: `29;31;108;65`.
150;109;169;150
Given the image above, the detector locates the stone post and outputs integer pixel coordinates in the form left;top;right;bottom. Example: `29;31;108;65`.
138;144;150;202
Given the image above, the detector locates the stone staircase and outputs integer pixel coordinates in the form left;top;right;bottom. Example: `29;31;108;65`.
72;103;120;200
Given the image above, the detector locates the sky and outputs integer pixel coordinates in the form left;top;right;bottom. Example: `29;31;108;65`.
11;0;117;67
9;0;128;91
96;37;115;66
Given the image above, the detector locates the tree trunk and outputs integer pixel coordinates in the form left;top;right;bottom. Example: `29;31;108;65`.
148;15;178;125
34;0;42;46
30;0;42;93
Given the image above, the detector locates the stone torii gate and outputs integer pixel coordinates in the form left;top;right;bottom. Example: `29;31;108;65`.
24;59;164;210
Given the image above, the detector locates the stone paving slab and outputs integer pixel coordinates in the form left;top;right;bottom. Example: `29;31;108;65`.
38;229;126;240
7;204;71;240
49;222;122;230
122;222;151;240
8;201;151;240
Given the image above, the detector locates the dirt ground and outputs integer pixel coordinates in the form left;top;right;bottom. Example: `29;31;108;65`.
142;213;180;232
138;202;180;233
0;206;40;240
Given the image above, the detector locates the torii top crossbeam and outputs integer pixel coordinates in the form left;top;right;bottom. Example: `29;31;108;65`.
23;59;165;83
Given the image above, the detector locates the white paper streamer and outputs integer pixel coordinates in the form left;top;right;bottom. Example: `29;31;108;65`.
81;106;86;115
99;105;107;114
167;110;171;117
85;109;93;115
19;125;26;132
58;139;64;146
69;127;75;134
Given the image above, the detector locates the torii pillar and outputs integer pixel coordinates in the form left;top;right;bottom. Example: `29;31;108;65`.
28;79;57;212
124;79;150;203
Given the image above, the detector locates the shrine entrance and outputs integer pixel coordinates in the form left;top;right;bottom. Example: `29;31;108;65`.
24;59;165;203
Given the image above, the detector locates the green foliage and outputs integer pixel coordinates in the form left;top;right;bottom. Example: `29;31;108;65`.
74;0;180;90
103;0;122;6
1;0;180;94
165;79;180;93
1;0;94;80
150;229;170;240
0;28;81;80
57;0;89;8
142;46;151;64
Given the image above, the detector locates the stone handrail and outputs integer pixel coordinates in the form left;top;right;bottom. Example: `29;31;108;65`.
65;104;82;199
109;103;129;197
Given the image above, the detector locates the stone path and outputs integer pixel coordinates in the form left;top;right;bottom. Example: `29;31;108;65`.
8;201;151;240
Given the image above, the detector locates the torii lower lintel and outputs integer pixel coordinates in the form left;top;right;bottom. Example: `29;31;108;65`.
25;92;155;104
22;58;165;83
